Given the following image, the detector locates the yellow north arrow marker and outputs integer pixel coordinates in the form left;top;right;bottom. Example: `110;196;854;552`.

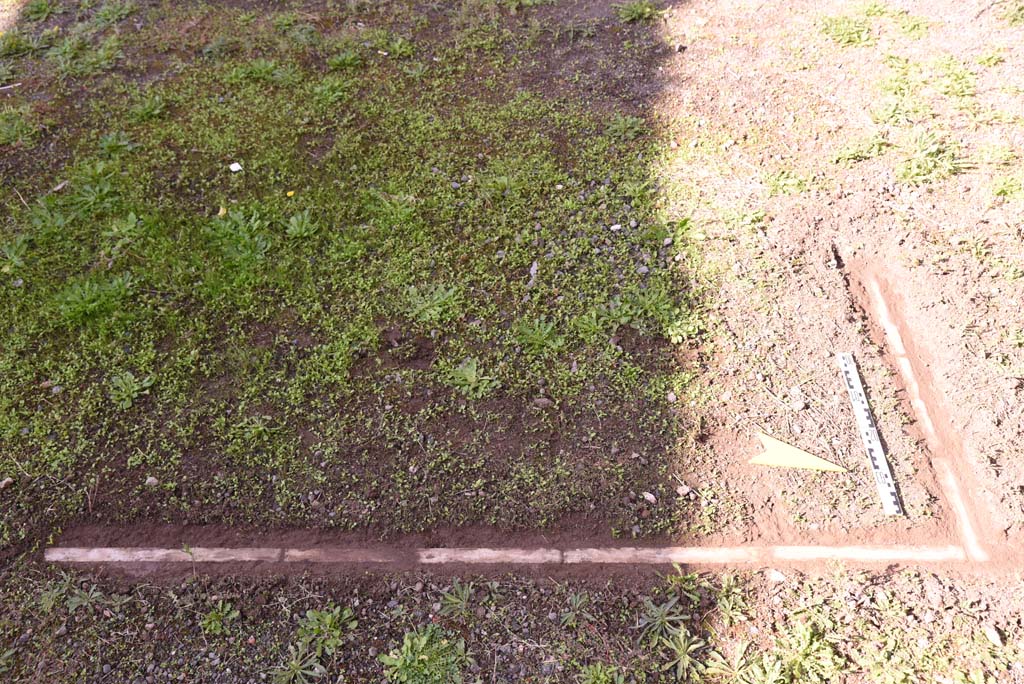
749;432;847;472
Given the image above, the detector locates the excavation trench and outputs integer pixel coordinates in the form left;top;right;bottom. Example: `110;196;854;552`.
845;262;992;562
39;267;993;576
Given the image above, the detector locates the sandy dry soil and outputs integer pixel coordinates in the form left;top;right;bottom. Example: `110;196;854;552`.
656;0;1024;555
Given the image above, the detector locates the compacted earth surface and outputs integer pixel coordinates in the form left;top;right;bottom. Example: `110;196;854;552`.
2;0;1024;680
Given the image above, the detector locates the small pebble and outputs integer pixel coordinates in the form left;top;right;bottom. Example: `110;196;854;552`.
145;476;159;487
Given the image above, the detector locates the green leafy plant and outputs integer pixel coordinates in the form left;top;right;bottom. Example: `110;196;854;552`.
0;30;34;58
102;212;143;259
313;75;353;107
572;308;606;344
369;190;416;227
108;371;154;410
207;210;271;266
202;35;238;60
277;18;319;47
386;36;415;58
65;584;105;614
977;50;1005;67
327;49;362;70
606;112;647;141
665;566;712;604
24;0;58;22
69;160;119;213
272;642;326;684
820;15;873;45
229;58;299;86
99;130;135;157
439;580;474;620
661;625;707;681
666;310;703;345
638;596;689;646
832;135;891;165
993;176;1023;199
0;105;38;146
577;663;626;684
94;0;136;27
1002;1;1024;25
897;132;966;185
379;624;472;683
130;93;166;121
513;316;564;357
48;35;123;78
776;621;844;683
56;274;133;325
405;284;462;325
285;209;320;239
743;653;789;684
706;642;754;682
296;604;357;657
896;13;928;38
441;357;499;399
716;573;748;626
935;56;976;101
200;600;240;635
615;0;660;23
763;169;808;195
0;234;29;273
560;591;595;629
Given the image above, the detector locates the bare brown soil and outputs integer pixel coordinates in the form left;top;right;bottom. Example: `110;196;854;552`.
656;0;1024;559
